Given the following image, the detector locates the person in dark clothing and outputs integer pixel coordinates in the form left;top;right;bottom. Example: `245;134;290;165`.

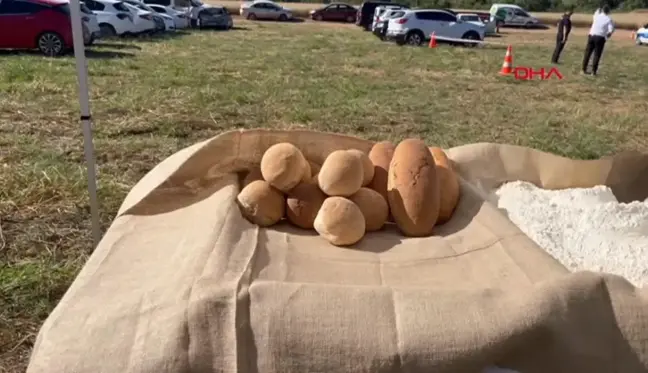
551;8;573;63
582;4;615;76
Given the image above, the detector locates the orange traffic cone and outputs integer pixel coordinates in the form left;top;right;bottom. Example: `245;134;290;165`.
428;32;437;48
499;45;513;75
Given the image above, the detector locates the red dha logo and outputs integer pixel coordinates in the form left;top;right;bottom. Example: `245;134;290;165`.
513;67;564;80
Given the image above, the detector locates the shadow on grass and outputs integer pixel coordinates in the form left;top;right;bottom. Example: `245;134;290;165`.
124;30;189;43
248;17;305;23
0;49;135;59
195;26;250;32
503;24;551;30
92;42;142;50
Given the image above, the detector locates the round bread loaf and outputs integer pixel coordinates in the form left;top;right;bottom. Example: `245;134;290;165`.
349;187;388;232
347;149;374;187
317;150;364;197
242;167;263;187
368;141;396;202
387;139;440;237
429;147;460;224
237;180;285;227
314;197;366;246
286;181;327;229
260;143;307;192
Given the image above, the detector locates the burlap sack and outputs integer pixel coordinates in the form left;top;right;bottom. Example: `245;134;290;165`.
26;129;648;373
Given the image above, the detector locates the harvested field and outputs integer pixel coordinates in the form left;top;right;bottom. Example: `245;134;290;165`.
212;0;648;29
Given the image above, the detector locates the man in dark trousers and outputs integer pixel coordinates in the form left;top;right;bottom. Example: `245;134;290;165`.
552;8;573;64
582;5;615;76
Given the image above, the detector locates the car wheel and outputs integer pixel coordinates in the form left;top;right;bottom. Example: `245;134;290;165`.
99;23;117;38
313;14;322;21
346;15;355;22
37;32;65;57
524;21;532;29
247;12;256;20
461;31;481;47
278;13;287;21
405;30;424;46
636;36;642;45
85;35;95;46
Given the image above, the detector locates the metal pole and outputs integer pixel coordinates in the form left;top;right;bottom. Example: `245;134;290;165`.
69;0;102;248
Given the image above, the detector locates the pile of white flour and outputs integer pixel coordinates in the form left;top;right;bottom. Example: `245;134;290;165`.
495;181;648;287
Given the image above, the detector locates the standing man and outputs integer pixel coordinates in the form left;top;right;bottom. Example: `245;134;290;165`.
582;5;615;76
552;8;573;64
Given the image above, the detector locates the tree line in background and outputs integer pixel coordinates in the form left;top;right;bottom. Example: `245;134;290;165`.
282;0;648;12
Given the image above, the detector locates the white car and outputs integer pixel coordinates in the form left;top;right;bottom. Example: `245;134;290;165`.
457;13;496;35
636;25;648;45
126;0;175;30
80;2;102;44
386;9;485;46
240;0;293;21
141;0;205;27
82;0;137;37
489;4;539;28
147;4;190;28
371;4;406;32
123;2;159;33
373;8;406;39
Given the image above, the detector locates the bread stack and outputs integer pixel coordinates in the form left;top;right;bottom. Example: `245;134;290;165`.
236;139;461;247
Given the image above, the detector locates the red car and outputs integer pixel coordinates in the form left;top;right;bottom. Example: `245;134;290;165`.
309;2;357;23
0;0;75;56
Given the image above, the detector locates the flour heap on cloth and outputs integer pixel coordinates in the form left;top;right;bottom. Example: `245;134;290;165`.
496;181;648;287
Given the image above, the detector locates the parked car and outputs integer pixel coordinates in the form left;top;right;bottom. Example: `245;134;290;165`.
126;0;174;30
194;6;232;28
0;0;74;56
371;4;406;31
489;3;538;28
123;2;161;33
146;3;190;28
83;0;137;37
142;0;207;28
80;2;102;45
309;2;356;22
457;12;496;35
373;8;405;39
636;24;648;45
240;0;292;21
356;1;408;31
385;9;485;46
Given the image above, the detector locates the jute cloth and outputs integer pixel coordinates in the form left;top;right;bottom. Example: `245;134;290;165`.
27;129;648;373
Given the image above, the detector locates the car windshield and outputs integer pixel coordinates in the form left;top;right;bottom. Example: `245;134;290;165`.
204;7;222;14
54;3;71;14
387;10;403;18
461;15;479;21
79;3;92;13
113;2;129;11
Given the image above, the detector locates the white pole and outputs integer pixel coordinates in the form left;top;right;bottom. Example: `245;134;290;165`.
68;0;102;248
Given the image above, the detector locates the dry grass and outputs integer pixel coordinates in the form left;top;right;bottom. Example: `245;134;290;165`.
213;0;648;29
1;20;648;372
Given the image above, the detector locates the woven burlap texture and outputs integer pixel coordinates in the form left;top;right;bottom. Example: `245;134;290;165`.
27;129;648;373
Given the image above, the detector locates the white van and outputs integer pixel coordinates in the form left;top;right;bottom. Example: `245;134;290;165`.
489;4;539;28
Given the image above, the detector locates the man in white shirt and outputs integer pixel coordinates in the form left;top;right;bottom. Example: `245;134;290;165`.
582;5;615;76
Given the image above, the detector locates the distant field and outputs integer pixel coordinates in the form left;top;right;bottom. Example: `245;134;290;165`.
213;0;648;29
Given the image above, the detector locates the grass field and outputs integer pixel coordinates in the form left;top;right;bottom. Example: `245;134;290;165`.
1;20;648;372
212;0;648;29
